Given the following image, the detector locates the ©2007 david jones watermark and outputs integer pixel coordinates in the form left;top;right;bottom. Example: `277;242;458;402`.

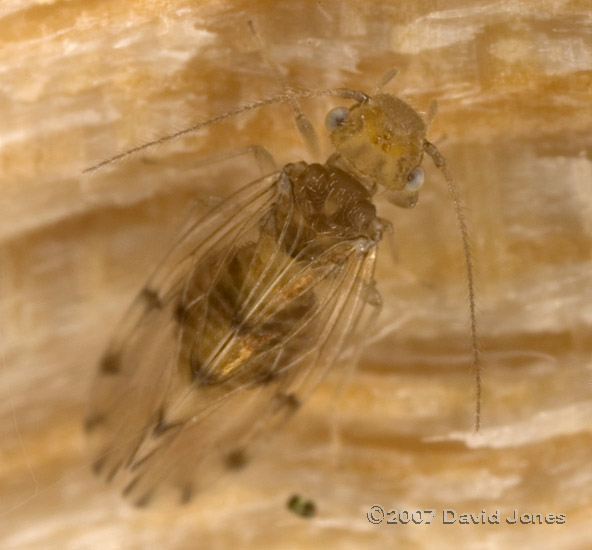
367;506;566;525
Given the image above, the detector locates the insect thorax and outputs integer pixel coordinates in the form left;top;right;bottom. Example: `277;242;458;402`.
283;161;379;241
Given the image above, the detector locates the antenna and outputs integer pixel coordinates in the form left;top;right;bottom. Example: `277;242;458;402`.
424;139;482;432
82;88;362;174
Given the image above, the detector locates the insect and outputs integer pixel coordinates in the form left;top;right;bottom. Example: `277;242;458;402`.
83;59;480;507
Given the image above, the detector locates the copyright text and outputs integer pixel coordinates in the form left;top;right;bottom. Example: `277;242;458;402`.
366;506;566;525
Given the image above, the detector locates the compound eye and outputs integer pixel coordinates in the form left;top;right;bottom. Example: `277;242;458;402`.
405;167;424;191
325;107;350;131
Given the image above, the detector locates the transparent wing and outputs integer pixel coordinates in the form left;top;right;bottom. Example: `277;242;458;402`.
85;173;279;481
85;169;379;505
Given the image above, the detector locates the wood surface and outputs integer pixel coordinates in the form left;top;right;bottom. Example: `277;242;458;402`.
1;1;590;548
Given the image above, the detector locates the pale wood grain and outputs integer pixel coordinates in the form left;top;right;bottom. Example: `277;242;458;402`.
1;1;591;548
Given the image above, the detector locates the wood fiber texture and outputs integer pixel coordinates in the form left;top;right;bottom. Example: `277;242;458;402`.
1;1;591;548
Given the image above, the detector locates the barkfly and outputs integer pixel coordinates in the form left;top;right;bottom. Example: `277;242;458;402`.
83;34;481;507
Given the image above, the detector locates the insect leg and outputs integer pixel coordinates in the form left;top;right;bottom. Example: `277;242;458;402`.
188;144;278;177
328;281;383;465
136;144;278;179
247;20;320;159
426;99;438;125
169;145;279;212
373;68;399;94
380;219;426;284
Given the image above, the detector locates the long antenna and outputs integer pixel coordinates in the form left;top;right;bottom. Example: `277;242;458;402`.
82;88;363;175
423;140;482;432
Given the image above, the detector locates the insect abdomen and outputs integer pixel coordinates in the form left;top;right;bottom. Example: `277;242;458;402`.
177;238;320;387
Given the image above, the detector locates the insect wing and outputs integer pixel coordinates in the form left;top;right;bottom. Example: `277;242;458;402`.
85;174;278;486
86;170;379;505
